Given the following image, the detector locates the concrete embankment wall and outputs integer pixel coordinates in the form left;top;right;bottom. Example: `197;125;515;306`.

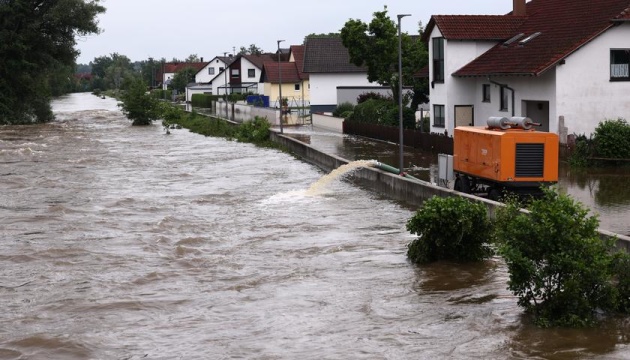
270;131;630;252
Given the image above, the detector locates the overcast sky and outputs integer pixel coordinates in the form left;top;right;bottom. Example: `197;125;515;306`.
76;0;512;64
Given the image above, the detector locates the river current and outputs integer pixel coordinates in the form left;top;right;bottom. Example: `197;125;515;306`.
0;93;628;359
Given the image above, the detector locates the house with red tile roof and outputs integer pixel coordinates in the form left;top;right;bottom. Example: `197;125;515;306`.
158;61;208;91
303;36;377;113
261;45;310;108
185;55;234;102
424;0;630;142
185;53;274;102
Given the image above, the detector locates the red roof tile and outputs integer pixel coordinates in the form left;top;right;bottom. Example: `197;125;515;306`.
243;54;275;69
452;0;630;77
163;62;208;74
426;15;525;41
290;45;309;80
262;62;301;83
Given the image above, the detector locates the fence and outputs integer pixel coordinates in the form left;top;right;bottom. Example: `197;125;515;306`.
343;121;454;154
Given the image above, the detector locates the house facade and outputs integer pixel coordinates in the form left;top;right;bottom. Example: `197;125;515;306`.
261;45;310;108
303;36;376;113
185;55;233;102
425;0;630;141
186;54;274;102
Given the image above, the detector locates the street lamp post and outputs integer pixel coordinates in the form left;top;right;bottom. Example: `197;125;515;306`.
397;14;411;175
223;51;229;119
277;40;285;133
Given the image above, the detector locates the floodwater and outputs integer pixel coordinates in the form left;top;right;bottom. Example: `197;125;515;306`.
0;92;628;359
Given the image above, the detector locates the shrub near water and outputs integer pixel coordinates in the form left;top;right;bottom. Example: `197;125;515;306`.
494;188;630;327
593;118;630;159
406;196;493;264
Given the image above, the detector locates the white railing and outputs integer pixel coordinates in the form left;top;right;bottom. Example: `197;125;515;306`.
611;63;629;78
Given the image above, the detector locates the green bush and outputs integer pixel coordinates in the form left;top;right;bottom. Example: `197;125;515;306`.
234;117;271;143
191;94;217;108
593;118;630;159
406;196;493;264
151;89;172;100
333;102;355;118
383;105;417;129
568;134;593;167
347;99;391;124
228;93;248;103
494;187;630;327
357;91;390;104
347;98;416;128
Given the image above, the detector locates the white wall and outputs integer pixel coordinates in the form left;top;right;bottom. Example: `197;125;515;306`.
310;73;374;107
428;26;497;134
212;70;229;96
195;58;227;83
239;57;263;87
556;23;630;136
312;113;343;133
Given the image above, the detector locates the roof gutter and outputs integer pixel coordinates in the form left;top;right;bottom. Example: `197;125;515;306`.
488;77;515;117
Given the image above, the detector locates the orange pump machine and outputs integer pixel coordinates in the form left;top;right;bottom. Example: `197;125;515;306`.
453;117;558;198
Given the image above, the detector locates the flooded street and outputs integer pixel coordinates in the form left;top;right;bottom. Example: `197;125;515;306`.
1;93;628;359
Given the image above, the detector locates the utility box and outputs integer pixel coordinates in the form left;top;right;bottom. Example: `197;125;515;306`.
437;154;453;188
453;126;558;186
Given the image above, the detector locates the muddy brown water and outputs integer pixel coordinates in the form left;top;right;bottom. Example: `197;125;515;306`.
0;93;628;359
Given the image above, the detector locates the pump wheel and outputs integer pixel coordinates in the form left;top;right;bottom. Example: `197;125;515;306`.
454;176;471;194
488;188;502;201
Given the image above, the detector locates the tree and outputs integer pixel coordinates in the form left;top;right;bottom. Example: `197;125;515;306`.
303;33;339;44
103;53;134;90
495;188;630;327
91;55;113;79
118;78;160;126
170;66;197;93
238;44;264;55
340;6;428;105
139;57;159;88
185;54;200;63
0;0;105;124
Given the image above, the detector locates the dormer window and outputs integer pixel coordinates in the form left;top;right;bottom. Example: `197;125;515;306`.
611;49;630;81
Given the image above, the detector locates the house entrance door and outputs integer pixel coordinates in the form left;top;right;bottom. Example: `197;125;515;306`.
454;105;474;128
524;101;550;132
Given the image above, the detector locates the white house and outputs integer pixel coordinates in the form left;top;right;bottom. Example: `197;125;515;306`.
185;55;233;102
186;54;274;102
303;36;377;113
425;0;630;141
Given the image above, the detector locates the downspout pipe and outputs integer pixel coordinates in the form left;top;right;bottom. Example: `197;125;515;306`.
488;77;515;117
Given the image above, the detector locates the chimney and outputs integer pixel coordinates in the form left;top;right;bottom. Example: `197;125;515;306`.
513;0;526;16
200;57;204;62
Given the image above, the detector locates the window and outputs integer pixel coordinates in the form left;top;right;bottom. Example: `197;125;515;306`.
433;104;445;127
294;83;300;91
500;87;508;111
432;37;445;83
232;69;240;77
208;68;215;75
219;67;224;72
482;84;491;102
248;69;255;78
611;49;630;81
